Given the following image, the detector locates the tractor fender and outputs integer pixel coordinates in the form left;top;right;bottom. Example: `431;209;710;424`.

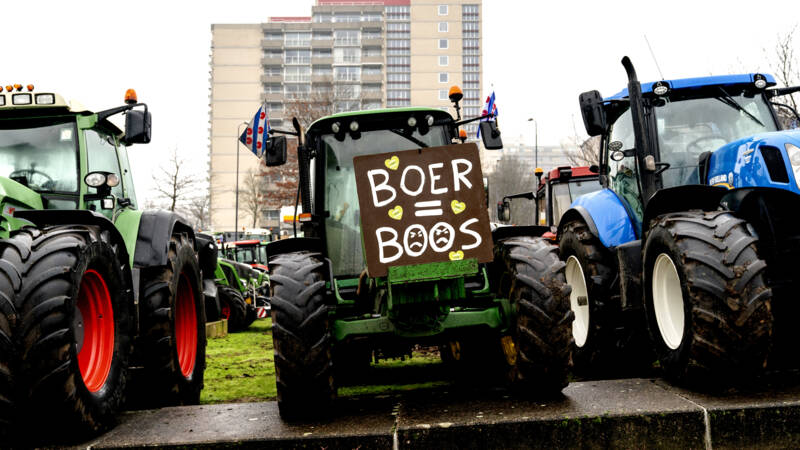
557;188;636;248
491;225;550;242
265;236;325;260
15;209;132;270
194;232;219;279
642;185;728;233
133;210;195;268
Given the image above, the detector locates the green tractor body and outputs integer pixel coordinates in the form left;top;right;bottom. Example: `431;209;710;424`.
262;102;574;419
0;86;213;439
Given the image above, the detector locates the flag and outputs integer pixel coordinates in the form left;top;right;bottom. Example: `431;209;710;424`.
476;91;497;138
239;102;270;158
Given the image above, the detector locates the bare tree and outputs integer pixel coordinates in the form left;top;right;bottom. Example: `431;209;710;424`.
766;25;800;129
187;196;210;231
560;117;600;166
239;168;269;229
487;155;538;225
152;147;199;212
282;78;365;130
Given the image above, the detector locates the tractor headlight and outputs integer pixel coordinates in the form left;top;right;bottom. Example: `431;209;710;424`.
106;173;120;187
85;172;107;187
786;143;800;184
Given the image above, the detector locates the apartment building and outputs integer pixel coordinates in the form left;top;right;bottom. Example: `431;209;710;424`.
209;0;482;232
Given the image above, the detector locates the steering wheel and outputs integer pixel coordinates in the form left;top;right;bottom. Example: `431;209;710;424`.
686;134;727;154
9;168;54;188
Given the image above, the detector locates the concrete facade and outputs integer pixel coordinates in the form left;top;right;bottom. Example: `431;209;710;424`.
209;0;482;232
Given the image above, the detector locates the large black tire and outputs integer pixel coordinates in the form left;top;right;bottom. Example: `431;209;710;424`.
269;251;334;420
643;211;773;386
558;220;618;374
494;237;573;395
218;285;247;332
134;233;206;407
5;226;133;438
0;233;20;439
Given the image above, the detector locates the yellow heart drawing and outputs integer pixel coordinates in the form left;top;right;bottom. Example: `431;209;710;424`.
449;250;464;261
451;200;466;214
388;205;403;220
385;155;400;170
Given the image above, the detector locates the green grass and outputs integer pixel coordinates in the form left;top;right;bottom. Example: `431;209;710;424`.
201;319;451;404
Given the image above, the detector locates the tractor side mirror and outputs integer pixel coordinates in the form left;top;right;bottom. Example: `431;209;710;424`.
264;135;287;166
497;201;511;223
579;90;606;137
480;121;503;150
124;109;152;145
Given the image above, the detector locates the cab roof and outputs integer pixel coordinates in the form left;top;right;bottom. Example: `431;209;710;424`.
538;166;598;190
605;73;777;101
307;107;453;134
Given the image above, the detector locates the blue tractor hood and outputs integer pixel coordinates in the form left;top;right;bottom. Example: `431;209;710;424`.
706;130;800;193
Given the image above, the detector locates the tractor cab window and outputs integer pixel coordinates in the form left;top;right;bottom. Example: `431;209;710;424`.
322;125;449;276
607;108;643;222
551;179;601;226
0;119;79;193
654;93;777;188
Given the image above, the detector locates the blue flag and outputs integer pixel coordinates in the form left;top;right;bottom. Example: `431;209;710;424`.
239;102;270;158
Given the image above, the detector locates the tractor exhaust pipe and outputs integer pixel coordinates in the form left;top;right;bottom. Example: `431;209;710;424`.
621;56;657;203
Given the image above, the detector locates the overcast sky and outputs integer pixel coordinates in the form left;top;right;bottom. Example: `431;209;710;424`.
3;0;798;202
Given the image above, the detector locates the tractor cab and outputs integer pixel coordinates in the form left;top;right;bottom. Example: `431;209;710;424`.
222;239;269;272
0;84;151;232
579;70;800;234
497;165;600;231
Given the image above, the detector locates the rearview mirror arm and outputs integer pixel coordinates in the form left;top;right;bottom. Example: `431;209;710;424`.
97;102;148;122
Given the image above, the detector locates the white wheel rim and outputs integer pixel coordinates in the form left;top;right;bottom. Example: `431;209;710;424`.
565;256;590;348
652;253;685;350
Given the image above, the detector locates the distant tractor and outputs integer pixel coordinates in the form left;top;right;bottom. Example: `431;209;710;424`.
498;166;601;231
559;56;800;384
261;89;574;420
213;258;263;331
0;85;213;438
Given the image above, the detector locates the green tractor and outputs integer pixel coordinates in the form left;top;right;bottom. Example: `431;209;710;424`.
213;258;260;331
261;89;574;420
0;86;213;438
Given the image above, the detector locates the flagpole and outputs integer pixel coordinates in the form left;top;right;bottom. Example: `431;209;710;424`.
235;121;248;243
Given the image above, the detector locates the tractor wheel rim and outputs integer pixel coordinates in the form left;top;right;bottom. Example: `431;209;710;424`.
565;256;590;348
176;273;198;378
652;253;685;350
220;300;230;320
76;269;115;393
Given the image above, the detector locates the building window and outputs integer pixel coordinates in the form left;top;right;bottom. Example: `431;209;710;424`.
334;30;360;46
438;22;448;32
334;66;361;82
439;55;449;66
284;32;311;47
284;66;311;82
438;39;448;49
438;5;448;15
439;89;448;100
439;73;449;83
334;47;361;64
284;49;311;65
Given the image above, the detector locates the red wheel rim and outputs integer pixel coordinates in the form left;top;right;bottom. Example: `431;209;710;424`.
220;299;231;320
76;269;114;393
175;273;198;378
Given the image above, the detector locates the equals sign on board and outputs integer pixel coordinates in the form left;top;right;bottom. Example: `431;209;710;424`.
414;200;443;217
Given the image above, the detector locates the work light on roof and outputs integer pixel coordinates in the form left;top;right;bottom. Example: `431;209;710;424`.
653;81;669;96
12;94;31;105
35;94;54;105
349;121;359;132
425;115;434;126
331;121;340;133
407;116;417;127
754;74;767;89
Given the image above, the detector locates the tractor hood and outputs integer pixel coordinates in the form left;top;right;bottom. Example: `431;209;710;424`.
706;129;800;193
0;176;45;212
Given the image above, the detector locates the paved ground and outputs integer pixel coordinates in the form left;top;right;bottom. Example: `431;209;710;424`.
47;377;800;449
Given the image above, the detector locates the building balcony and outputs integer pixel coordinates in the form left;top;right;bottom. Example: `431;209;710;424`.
361;73;383;83
362;90;382;100
362;38;383;47
264;93;284;102
361;55;383;64
311;74;333;83
360;21;383;30
260;74;283;84
311;56;333;65
311;22;334;30
261;39;283;49
311;39;333;49
261;55;284;66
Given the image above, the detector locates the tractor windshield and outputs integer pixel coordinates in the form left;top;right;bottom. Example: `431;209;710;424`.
322;125;450;276
654;92;777;187
0;119;79;192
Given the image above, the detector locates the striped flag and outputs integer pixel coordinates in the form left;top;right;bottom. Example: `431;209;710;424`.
239;102;270;158
476;91;497;138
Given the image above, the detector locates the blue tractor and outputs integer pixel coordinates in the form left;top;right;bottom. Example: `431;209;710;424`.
559;56;800;385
